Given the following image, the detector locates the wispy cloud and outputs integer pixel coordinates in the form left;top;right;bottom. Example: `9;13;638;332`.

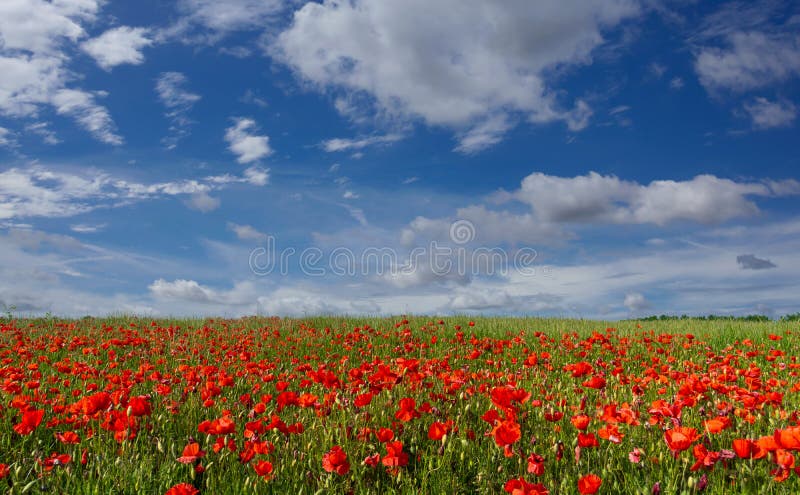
156;72;201;148
0;165;268;220
321;133;404;152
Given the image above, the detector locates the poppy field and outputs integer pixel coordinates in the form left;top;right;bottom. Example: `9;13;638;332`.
1;316;799;494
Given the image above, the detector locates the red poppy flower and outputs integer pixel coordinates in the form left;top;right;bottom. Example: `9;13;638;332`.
504;477;549;495
690;444;720;471
493;419;521;448
41;453;71;471
381;441;409;468
578;433;599;448
394;397;421;422
322;445;350;475
253;460;274;480
364;453;381;467
165;483;199;495
376;427;395;443
664;427;699;455
56;431;81;444
177;443;206;464
128;396;152;417
13;409;44;436
571;414;590;430
775;426;800;450
598;424;623;444
354;392;373;408
428;421;451;441
577;473;602;494
527;453;545;476
703;417;731;434
0;464;8;479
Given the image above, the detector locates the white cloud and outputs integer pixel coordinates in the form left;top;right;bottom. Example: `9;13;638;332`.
669;77;684;90
243;166;270;186
764;178;800;196
149;278;258;307
219;46;253;58
70;223;106;234
511;172;794;225
322;133;404;152
273;0;640;149
695;31;800;93
743;97;797;129
623;292;649;311
25;122;60;144
256;294;339;317
81;26;153;70
175;0;285;41
401;172;800;251
0;165;267;220
51;89;123;145
648;62;667;79
0;0;98;54
225;117;272;163
185;192;220;212
0;0;122;144
156;72;201;148
443;289;562;313
409;205;570;247
454;115;513;154
149;278;217;303
343;190;359;200
156;72;201;109
240;89;268;107
0;127;16;148
228;222;265;240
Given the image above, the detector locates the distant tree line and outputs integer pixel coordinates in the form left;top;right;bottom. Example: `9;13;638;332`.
634;313;800;322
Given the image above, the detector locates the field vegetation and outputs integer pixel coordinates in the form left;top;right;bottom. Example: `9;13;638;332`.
1;315;799;494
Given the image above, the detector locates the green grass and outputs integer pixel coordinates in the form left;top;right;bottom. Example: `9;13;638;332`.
1;316;798;494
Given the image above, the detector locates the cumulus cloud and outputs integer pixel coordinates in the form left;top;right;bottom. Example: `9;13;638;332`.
511;172;795;225
743;97;797;129
156;72;201;148
81;26;153;70
185;192;220;212
623;292;649;312
695;31;800;93
149;278;257;306
443;289;562;313
273;0;641;150
149;278;217;303
402;172;800;250
228;222;265;241
256;295;338;317
321;133;404;152
225;117;272;163
243;166;270;186
736;254;776;270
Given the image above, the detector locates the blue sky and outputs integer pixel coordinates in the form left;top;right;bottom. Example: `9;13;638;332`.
1;0;799;318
